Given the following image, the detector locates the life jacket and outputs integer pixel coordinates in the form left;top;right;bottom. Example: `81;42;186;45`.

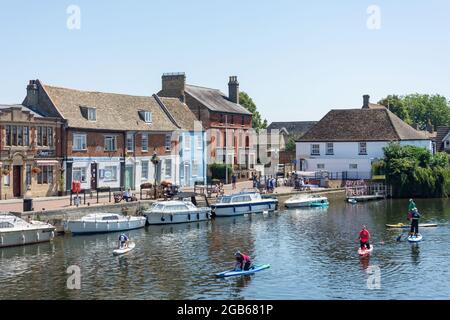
359;230;370;242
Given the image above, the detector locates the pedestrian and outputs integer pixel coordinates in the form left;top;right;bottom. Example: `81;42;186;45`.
232;173;237;190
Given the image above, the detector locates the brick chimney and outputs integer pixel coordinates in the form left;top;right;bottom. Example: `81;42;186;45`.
362;94;370;109
228;76;239;104
25;80;39;106
161;73;186;102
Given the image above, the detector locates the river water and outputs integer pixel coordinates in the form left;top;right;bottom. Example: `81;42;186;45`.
1;198;450;300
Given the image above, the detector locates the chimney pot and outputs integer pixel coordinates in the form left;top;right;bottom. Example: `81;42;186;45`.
228;76;239;104
362;95;370;109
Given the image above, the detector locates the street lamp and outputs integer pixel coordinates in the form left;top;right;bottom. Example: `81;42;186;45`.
151;151;160;199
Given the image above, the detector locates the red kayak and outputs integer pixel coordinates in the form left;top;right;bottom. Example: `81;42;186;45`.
358;245;374;257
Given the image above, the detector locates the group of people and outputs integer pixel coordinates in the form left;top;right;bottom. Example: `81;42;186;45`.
358;198;422;251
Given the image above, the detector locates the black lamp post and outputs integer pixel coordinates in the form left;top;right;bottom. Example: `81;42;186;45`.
151;151;160;199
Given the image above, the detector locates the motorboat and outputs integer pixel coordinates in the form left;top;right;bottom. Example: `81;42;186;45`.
144;200;211;225
0;213;55;248
64;213;146;235
284;194;329;208
211;192;278;217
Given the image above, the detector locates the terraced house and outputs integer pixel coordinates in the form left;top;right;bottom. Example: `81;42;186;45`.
0;103;63;199
158;73;255;175
22;79;206;193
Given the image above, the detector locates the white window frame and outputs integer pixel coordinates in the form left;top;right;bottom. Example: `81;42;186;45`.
141;160;149;180
87;108;97;121
127;133;134;152
317;164;325;169
141;133;149;152
164;159;172;177
144;112;152;123
192;162;199;177
73;133;87;151
311;144;320;156
349;164;358;170
104;135;117;151
103;166;118;181
326;142;334;155
72;167;87;183
359;142;367;155
184;135;191;151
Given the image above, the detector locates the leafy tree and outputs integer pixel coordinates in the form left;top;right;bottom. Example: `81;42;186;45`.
239;92;268;132
379;142;450;198
285;137;296;152
378;94;450;130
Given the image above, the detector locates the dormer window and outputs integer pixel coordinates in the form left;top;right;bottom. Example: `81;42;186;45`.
80;106;97;121
138;110;152;123
144;112;152;123
87;108;96;121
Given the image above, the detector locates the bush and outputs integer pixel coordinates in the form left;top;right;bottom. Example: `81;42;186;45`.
383;142;450;198
210;163;233;181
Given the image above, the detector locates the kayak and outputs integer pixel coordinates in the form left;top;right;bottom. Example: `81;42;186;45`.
358;245;374;257
386;223;437;229
407;234;423;243
113;241;136;256
215;264;270;278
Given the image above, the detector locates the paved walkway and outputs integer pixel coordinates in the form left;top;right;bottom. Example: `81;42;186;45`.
0;181;301;213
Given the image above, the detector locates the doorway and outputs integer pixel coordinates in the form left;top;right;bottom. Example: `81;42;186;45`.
13;166;22;197
125;165;135;190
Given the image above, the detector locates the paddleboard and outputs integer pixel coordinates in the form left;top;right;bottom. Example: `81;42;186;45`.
113;241;136;256
358;245;374;257
215;264;270;278
386;223;437;229
407;234;423;243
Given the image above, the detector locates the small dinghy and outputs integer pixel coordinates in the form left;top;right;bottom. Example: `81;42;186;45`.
215;264;270;278
358;245;374;257
113;241;136;256
407;234;423;243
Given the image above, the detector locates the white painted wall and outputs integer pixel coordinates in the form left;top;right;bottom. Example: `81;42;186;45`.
296;140;432;178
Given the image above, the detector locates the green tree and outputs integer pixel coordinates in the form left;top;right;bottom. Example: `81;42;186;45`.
378;94;450;130
380;142;450;198
285;137;296;152
239;92;268;132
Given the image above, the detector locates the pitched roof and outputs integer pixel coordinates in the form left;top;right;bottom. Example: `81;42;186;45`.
0;104;43;118
185;84;252;115
158;97;202;131
298;108;430;142
435;126;450;151
41;84;178;131
267;121;317;138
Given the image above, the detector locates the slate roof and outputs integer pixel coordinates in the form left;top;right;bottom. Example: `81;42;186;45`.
298;108;430;142
41;84;178;131
0;104;43;118
158;97;202;131
185;84;252;115
435;126;450;151
267;121;317;138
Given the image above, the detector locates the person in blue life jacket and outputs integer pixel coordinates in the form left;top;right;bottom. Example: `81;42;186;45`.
118;233;129;249
410;208;421;237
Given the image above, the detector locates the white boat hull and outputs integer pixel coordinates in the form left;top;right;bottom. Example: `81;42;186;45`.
65;217;146;235
145;209;211;225
0;227;55;248
212;200;278;217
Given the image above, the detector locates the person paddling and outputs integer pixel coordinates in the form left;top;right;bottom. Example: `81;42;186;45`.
408;199;417;220
358;225;371;250
410;208;421;237
234;251;252;271
118;233;129;249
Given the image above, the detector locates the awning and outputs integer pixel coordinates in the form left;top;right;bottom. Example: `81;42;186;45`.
36;160;59;166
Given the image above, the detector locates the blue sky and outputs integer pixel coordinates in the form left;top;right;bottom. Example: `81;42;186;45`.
0;0;449;122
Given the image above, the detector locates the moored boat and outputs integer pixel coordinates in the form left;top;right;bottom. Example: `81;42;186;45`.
143;200;211;225
0;213;55;248
64;213;146;235
211;192;278;217
285;194;329;208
